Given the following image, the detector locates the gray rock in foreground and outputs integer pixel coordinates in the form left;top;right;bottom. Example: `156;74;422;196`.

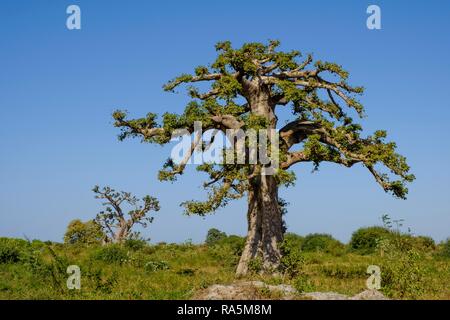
194;281;389;300
301;289;388;300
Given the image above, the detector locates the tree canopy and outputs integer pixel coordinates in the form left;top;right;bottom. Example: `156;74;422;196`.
93;185;160;243
113;40;414;217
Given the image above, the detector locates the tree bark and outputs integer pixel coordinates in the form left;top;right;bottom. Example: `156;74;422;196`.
235;88;284;277
113;219;130;243
236;175;283;276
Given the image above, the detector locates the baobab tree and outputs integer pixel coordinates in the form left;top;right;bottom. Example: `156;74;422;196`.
93;185;160;243
112;41;414;276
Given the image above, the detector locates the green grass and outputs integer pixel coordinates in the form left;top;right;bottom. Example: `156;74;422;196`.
0;238;449;300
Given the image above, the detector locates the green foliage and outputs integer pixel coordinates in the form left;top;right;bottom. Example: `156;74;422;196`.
247;257;263;274
319;264;367;279
293;274;315;293
283;233;304;250
413;236;436;251
349;226;391;254
378;235;427;299
93;185;160;243
208;235;245;269
374;215;429;298
303;134;341;170
280;234;305;278
301;233;344;255
0;234;447;300
0;238;29;264
64;219;104;245
397;234;438;253
176;268;195;276
124;239;147;251
113;40;415;220
205;228;227;246
216;235;245;256
441;238;450;258
144;260;170;272
91;245;128;264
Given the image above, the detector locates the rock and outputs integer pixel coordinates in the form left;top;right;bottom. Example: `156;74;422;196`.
193;281;298;300
193;281;389;300
301;289;388;300
301;292;350;300
350;289;389;300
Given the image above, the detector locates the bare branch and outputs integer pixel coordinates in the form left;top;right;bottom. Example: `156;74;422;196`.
165;73;222;91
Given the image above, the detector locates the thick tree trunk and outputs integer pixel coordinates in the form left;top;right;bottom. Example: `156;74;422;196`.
236;175;283;276
113;220;130;243
235;88;283;276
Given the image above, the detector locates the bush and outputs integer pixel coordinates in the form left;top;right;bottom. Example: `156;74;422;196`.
144;260;170;272
280;235;304;278
293;274;315;293
441;238;450;258
378;234;427;299
64;219;104;245
91;245;128;264
349;226;391;254
205;228;227;246
248;257;263;274
0;238;30;264
215;235;245;256
301;233;344;254
414;236;435;250
208;235;245;268
400;234;436;253
283;233;304;250
382;233;434;253
30;240;46;250
124;239;147;251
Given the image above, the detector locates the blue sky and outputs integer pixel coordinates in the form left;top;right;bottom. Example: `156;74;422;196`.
0;0;449;243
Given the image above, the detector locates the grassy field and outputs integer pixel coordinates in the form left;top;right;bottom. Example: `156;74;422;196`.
0;232;449;300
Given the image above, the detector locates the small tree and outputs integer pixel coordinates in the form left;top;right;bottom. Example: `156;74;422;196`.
93;185;160;243
64;219;104;245
205;228;227;245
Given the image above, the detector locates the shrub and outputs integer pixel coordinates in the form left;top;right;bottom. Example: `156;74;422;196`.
248;257;263;274
349;226;391;254
293;274;315;293
124;239;147;251
0;238;30;264
144;260;170;272
301;233;344;254
280;235;304;278
64;219;104;245
91;245;128;264
0;243;21;264
378;234;427;299
30;240;46;250
388;231;435;253
283;233;304;250
397;234;436;253
216;235;245;256
208;235;245;268
82;266;118;294
441;238;450;258
411;236;435;251
205;228;227;246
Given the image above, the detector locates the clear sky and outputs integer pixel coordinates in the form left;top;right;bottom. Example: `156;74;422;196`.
1;0;449;244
